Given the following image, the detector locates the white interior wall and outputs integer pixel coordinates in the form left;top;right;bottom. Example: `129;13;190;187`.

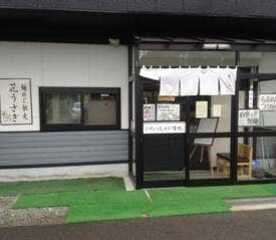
210;96;231;167
0;42;129;132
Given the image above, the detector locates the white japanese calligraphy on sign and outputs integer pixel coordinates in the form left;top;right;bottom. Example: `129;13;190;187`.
238;109;260;127
0;79;32;125
258;94;276;111
143;122;186;134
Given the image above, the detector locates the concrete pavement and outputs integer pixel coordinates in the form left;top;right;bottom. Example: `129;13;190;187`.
1;209;276;240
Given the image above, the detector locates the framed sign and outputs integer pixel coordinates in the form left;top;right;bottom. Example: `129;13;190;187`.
238;109;260;126
157;104;180;121
143;104;156;121
0;79;32;125
196;101;208;119
258;94;276;111
143;122;186;134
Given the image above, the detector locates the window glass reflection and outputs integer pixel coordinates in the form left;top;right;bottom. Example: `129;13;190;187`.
238;137;276;180
84;93;117;126
45;93;81;124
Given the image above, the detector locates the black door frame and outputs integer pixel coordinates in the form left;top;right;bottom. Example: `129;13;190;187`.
129;41;276;189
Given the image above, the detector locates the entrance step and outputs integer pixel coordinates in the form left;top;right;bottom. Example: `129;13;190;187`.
226;197;276;211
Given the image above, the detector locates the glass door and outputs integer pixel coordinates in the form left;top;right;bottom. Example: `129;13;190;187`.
138;50;237;186
238;73;276;182
142;78;187;183
187;95;232;181
141;81;234;183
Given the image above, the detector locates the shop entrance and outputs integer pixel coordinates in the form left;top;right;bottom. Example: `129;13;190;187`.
140;67;276;186
141;71;233;183
128;37;276;188
137;49;239;186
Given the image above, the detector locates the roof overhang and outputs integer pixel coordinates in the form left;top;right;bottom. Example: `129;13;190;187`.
1;0;276;19
0;6;276;44
136;36;276;52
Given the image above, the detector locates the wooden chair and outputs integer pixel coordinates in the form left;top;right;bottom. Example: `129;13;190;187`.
216;144;253;179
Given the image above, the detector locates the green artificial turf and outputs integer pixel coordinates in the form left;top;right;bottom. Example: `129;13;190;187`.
12;183;276;223
14;190;151;222
0;177;125;196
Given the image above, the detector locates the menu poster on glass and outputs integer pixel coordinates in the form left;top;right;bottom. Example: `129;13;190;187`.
143;104;156;122
196;101;208;119
238;109;260;126
157;104;180;121
258;94;276;111
0;79;32;125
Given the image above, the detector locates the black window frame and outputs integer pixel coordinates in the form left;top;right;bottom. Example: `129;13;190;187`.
40;87;121;131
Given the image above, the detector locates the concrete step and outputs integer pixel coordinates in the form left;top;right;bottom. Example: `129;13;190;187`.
226;197;276;211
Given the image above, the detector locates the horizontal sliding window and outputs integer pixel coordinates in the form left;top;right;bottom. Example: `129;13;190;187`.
45;92;81;124
40;88;120;131
84;93;118;126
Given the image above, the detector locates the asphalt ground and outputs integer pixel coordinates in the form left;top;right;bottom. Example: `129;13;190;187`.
1;209;276;240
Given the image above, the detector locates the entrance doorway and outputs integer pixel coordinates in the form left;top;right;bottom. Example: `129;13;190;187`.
139;68;276;187
128;38;276;188
141;73;233;183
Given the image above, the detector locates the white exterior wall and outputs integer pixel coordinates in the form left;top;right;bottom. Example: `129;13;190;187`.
0;42;129;132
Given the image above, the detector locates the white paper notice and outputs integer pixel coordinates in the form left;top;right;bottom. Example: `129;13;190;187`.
143;104;156;121
248;90;254;108
143;122;186;134
238;109;260;126
0;79;32;125
157;104;180;121
213;104;222;117
180;69;199;96
258;94;276;111
196;101;208;119
219;68;237;95
159;75;179;96
199;69;219;96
